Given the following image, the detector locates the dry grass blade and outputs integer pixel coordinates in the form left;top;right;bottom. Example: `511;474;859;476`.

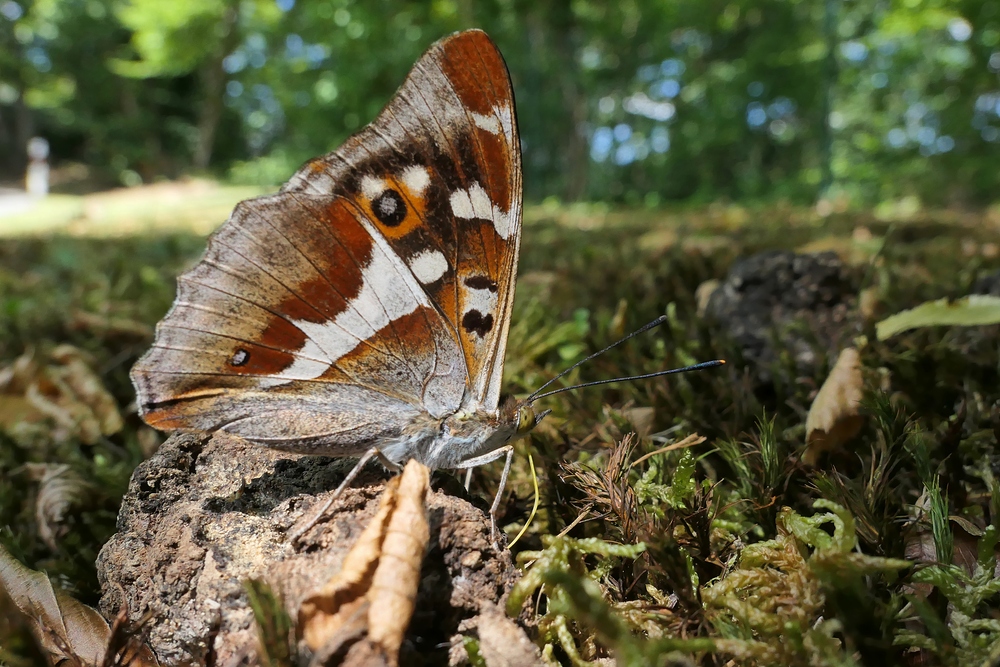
804;347;864;465
298;460;431;666
0;543;110;665
629;433;706;469
101;608;159;667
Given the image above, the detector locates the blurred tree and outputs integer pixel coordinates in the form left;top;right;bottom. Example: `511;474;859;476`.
111;0;273;169
1;0;998;205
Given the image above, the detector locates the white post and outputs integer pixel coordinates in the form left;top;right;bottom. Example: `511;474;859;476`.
25;136;50;197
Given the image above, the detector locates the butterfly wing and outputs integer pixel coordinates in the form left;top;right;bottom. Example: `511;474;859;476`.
132;195;463;452
285;29;522;412
132;30;521;453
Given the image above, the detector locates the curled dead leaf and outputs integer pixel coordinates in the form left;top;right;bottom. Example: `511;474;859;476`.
51;345;123;437
0;349;38;394
3;345;123;445
23;463;94;552
804;347;864;466
27;375;104;444
0;542;109;665
298;459;431;666
695;279;720;318
622;407;655;439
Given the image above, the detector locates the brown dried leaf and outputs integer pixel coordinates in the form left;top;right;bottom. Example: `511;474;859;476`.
622;407;655;439
12;346;124;445
0;542;110;665
0;349;38;394
695;279;720;318
26;375;103;445
804;348;864;465
0;394;46;431
367;460;431;659
23;464;93;552
299;476;401;650
50;345;123;437
299;460;430;666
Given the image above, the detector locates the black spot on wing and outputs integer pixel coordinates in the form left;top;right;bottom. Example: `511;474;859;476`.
372;189;407;226
230;349;250;367
462;310;494;337
464;275;498;292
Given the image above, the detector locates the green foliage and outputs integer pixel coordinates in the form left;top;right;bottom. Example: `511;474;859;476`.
895;525;1000;665
3;193;1000;664
3;0;1000;202
704;502;909;666
876;295;1000;340
245;578;294;667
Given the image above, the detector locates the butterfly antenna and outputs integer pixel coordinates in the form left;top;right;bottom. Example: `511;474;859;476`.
527;315;669;402
529;359;725;403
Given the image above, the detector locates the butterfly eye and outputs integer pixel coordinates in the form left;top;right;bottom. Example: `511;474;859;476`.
516;404;536;434
372;189;407;226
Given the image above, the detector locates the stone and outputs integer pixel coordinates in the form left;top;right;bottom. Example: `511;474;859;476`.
96;432;517;666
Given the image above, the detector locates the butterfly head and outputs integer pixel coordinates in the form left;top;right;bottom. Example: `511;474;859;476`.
500;396;550;438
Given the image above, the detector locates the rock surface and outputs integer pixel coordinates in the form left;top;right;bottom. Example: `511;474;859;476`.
705;250;858;382
96;432;516;666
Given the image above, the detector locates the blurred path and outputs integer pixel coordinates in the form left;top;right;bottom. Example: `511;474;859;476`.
0;188;35;218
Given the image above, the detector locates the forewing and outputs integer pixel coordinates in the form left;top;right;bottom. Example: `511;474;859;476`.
285;29;522;411
132;195;464;451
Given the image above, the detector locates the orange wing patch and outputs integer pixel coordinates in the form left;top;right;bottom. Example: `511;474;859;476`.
356;166;434;241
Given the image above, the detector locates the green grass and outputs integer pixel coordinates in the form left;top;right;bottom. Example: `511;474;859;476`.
2;183;1000;665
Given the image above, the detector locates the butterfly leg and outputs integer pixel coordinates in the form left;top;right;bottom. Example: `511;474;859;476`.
290;446;384;543
489;446;515;547
455;445;515;547
464;468;474;491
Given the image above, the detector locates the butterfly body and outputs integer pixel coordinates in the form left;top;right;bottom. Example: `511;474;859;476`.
132;30;538;479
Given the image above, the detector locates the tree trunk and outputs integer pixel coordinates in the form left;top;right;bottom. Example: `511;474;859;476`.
192;4;239;170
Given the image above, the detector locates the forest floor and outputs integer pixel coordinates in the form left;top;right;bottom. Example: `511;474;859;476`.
2;181;1000;666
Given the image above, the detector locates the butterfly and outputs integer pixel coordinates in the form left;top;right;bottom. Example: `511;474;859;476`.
131;29;724;540
132;29;539;536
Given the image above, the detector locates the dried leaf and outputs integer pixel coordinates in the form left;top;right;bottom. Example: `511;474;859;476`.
622;407;655;439
695;279;720;318
23;464;93;552
299;460;430;666
0;394;46;431
367;460;430;659
804;348;864;465
0;542;110;665
101;608;160;667
26;376;102;445
0;349;39;394
875;294;1000;340
8;346;124;445
50;346;123;437
298;476;400;650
